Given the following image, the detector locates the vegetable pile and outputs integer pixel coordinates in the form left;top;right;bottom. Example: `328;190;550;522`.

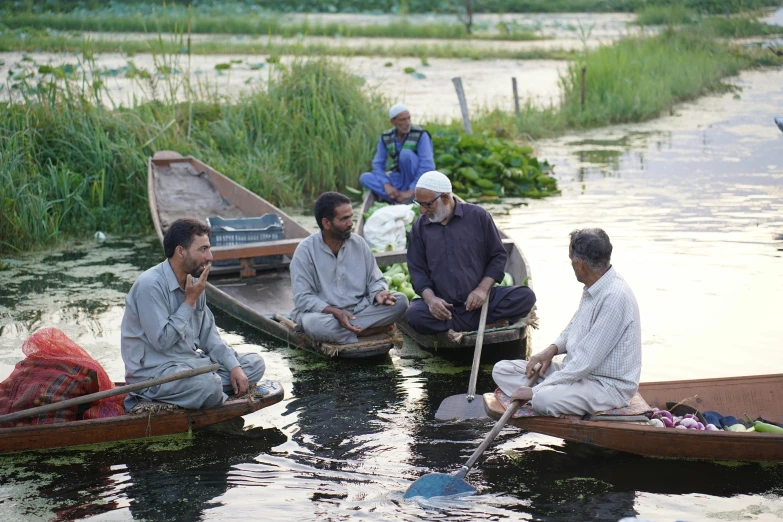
648;409;783;433
380;262;515;300
649;410;720;431
430;128;559;201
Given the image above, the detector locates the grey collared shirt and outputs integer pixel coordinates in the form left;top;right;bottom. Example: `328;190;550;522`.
121;260;240;383
533;267;642;406
289;232;386;322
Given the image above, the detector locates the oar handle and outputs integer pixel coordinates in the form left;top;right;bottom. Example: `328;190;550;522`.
0;363;219;425
459;373;539;477
466;297;490;400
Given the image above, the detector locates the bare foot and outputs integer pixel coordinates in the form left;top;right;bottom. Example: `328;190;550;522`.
356;323;397;337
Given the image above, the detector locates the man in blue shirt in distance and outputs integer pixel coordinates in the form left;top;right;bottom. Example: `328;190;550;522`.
360;104;436;204
405;171;537;337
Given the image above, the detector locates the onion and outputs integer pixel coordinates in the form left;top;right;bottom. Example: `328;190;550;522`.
649;418;665;428
696;422;705;430
679;418;699;429
705;424;720;431
675;425;688;429
660;416;674;428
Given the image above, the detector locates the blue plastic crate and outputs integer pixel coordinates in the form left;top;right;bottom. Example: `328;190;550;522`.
207;214;285;268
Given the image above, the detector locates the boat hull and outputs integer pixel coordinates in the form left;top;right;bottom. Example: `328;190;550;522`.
0;380;284;454
484;373;783;462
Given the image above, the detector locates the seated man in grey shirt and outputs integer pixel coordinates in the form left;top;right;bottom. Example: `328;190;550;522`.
121;218;265;411
290;192;409;344
492;228;641;417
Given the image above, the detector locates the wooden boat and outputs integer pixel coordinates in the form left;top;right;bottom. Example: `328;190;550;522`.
0;380;284;454
357;191;535;358
148;151;397;358
484;373;783;462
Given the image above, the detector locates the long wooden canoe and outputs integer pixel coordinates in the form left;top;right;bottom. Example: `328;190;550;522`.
484;373;783;462
148;151;397;358
0;380;284;454
357;191;535;359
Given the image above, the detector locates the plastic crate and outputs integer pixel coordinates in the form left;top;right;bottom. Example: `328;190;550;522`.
207;214;285;268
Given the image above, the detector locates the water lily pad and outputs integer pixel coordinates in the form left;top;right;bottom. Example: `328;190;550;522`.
403;66;416;74
249;63;264;70
230;59;243;64
411;72;426;80
215;63;231;70
384;62;393;67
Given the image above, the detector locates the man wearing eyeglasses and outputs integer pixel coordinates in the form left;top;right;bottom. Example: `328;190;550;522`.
359;103;436;204
405;171;537;338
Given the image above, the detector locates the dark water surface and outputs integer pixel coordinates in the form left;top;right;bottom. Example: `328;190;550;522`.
1;69;782;521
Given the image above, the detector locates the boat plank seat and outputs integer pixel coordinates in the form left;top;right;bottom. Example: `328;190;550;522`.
211;238;302;263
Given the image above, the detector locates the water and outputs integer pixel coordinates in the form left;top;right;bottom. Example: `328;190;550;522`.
1;68;783;521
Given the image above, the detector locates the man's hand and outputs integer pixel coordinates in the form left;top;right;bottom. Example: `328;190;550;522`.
383;183;399;202
184;263;211;307
375;289;397;306
510;386;533;402
465;286;489;312
425;295;453;321
395;189;414;203
330;308;361;333
526;344;558;379
229;365;249;395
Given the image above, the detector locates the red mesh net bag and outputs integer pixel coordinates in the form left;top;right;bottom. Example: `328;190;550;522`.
0;328;125;426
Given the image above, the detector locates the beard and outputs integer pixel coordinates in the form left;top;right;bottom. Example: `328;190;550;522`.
428;202;450;224
337;227;352;240
184;254;208;278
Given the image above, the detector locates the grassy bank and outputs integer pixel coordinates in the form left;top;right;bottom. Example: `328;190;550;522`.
0;12;545;41
4;0;781;15
0;30;576;60
0;58;387;253
471;28;779;139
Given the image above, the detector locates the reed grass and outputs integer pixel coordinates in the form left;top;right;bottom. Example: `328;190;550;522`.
0;56;387;253
0;12;545;41
471;28;779;139
0;30;576;60
635;4;695;26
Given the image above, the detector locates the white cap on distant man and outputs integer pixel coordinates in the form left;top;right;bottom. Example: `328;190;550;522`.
416;170;452;193
389;103;408;119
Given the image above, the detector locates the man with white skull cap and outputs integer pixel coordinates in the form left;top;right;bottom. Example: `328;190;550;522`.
405;171;537;338
359;104;435;204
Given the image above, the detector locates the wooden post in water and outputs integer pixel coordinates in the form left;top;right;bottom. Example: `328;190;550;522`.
452;77;473;135
580;66;587;110
512;77;520;115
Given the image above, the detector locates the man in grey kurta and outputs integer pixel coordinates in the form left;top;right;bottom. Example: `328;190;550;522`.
290;192;408;344
492;228;641;417
121;218;265;411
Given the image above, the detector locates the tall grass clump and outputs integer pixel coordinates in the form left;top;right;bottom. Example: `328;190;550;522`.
635;4;695;25
0;56;387;253
559;29;746;127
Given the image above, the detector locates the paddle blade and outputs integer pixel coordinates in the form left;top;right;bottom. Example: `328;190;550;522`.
435;394;487;421
403;473;476;499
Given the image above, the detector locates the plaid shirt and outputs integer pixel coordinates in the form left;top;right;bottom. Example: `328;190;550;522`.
533;267;642;406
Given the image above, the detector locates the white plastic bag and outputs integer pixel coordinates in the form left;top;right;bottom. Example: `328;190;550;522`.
363;204;415;251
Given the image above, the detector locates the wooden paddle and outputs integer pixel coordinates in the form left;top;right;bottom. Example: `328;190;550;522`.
0;364;219;425
434;297;490;421
405;372;538;499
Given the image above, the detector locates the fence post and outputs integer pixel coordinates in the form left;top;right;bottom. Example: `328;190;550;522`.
580;66;587;110
452;77;473;135
512;77;520;115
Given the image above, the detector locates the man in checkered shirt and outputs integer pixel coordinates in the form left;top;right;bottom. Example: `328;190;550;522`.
492;228;641;416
